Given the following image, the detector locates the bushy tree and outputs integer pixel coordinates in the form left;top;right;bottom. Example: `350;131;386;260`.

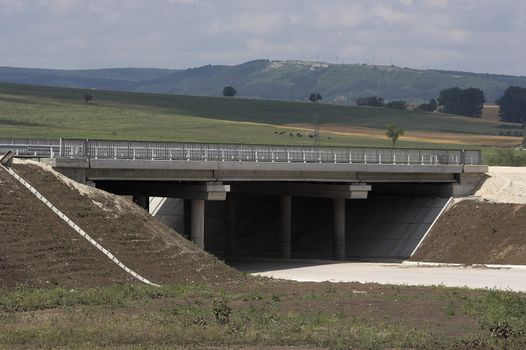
355;96;384;107
222;86;237;97
415;98;437;112
385;100;407;110
496;86;526;123
438;87;485;117
385;124;404;148
84;94;93;103
308;92;322;103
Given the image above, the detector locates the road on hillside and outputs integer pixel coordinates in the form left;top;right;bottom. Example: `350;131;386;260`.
231;260;526;292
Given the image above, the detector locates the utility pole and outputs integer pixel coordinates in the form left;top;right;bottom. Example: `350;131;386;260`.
309;93;322;146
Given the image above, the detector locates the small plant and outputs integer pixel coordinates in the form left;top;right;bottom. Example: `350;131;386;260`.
445;302;455;318
490;321;513;339
213;298;231;325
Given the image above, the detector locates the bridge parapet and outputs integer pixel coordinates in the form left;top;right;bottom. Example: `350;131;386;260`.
1;138;483;166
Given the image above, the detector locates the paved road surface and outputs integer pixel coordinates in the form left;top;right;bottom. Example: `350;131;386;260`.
231;260;526;292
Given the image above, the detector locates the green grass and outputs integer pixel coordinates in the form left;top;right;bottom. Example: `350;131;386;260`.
1;283;525;349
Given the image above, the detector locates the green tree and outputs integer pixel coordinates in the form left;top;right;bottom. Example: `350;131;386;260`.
222;86;237;97
385;124;404;148
84;94;93;103
415;98;437;112
437;87;485;117
385;100;407;110
355;96;384;107
308;92;322;103
496;86;526;123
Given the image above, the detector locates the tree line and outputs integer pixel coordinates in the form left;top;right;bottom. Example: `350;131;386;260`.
355;86;526;123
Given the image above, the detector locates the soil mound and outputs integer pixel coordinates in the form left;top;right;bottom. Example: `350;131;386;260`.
411;200;526;265
0;160;241;289
474;166;526;204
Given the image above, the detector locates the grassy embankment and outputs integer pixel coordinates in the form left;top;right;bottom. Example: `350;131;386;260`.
0;282;525;349
0;83;523;163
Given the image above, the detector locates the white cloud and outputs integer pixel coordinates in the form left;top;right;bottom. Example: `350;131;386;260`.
0;0;524;75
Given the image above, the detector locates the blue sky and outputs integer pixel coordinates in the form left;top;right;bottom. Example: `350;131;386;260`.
1;0;525;76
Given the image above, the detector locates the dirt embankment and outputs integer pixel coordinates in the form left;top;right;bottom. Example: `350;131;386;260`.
413;166;526;265
0;160;242;289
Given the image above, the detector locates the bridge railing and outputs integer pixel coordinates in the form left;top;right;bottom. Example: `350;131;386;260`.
0;138;482;165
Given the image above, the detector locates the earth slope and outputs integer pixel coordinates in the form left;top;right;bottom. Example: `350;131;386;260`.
412;167;526;265
0;159;241;289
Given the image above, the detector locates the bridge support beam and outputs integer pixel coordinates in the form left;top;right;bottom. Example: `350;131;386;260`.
279;195;292;259
224;196;236;258
133;195;149;211
333;198;346;260
191;199;205;249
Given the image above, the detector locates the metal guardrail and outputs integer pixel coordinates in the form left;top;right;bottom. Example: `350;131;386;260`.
0;138;483;165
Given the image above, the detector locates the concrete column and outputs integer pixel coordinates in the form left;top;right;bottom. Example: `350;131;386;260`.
183;199;192;239
333;197;345;260
133;195;149;211
279;195;292;259
191;199;205;249
224;197;236;258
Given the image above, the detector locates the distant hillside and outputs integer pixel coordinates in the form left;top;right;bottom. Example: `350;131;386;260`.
1;60;526;104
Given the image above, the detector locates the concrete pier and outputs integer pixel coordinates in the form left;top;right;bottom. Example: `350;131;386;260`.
333;198;346;260
191;199;205;249
279;195;292;259
224;196;236;257
133;195;149;211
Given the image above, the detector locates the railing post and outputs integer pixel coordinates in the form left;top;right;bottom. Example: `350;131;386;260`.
59;138;62;157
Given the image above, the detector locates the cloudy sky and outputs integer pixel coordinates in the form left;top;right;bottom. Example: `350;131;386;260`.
1;0;525;76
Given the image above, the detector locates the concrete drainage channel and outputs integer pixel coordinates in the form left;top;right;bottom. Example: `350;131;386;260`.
0;153;160;287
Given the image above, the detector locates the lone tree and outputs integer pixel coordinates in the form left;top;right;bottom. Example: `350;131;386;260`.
84;94;93;103
222;86;237;97
385;124;404;148
496;86;526;123
309;93;322;144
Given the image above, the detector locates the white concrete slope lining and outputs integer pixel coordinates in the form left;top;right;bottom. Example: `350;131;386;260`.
1;164;160;287
410;196;453;257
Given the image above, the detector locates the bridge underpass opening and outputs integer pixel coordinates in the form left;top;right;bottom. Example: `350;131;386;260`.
144;182;451;261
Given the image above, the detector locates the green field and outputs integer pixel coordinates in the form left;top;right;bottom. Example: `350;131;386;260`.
1;282;526;349
0;83;524;164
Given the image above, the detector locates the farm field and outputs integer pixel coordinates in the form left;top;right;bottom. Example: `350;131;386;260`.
0;82;523;161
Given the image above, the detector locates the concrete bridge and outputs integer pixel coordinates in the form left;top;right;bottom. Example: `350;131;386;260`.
1;138;487;260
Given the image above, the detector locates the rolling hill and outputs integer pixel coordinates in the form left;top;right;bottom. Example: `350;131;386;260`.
2;60;526;104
